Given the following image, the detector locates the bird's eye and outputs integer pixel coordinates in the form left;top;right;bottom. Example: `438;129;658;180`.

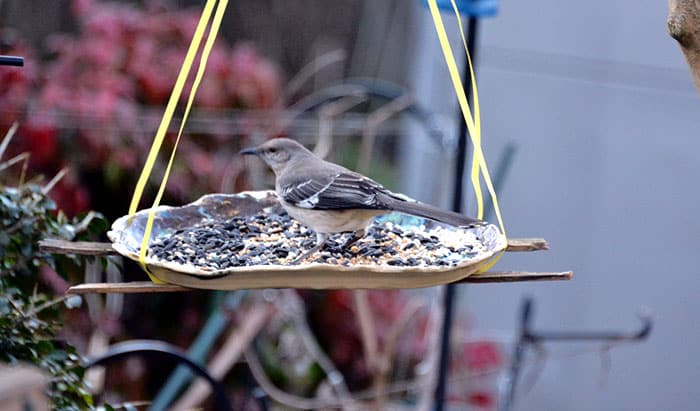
268;148;277;153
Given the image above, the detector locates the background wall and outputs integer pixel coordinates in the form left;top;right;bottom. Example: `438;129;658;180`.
400;1;700;410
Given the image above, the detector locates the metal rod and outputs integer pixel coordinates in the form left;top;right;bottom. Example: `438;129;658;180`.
85;340;233;411
0;55;24;66
435;14;480;411
500;298;533;411
499;298;653;411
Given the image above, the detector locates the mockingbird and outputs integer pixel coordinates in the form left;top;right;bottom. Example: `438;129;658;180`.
241;138;485;263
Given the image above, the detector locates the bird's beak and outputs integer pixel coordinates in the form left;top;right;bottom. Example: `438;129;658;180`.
240;147;258;156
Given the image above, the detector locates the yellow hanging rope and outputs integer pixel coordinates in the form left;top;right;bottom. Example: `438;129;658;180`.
128;0;228;282
426;0;507;272
129;0;501;282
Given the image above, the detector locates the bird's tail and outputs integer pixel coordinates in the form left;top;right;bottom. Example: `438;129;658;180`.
384;197;486;228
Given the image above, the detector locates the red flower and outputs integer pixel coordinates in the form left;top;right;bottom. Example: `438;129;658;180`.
229;43;282;109
19;121;59;170
468;391;495;409
48;178;91;218
464;341;503;371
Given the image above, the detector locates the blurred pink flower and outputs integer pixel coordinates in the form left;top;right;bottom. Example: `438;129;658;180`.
71;0;95;17
4;0;284;210
229;43;283;109
19;119;59;169
463;340;503;371
49;178;91;218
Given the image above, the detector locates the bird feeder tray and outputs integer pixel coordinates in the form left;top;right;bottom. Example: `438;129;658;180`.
108;191;507;290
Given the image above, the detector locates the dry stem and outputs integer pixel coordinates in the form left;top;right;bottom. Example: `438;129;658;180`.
374;299;425;410
0;122;19;161
0;152;29;173
314;94;368;159
41;167;68;195
279;290;357;410
171;305;271;411
358;94;413;174
282;49;347;103
245;347;331;410
353;290;381;378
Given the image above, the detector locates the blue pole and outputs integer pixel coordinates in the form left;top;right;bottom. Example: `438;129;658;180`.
435;14;480;411
0;55;24;66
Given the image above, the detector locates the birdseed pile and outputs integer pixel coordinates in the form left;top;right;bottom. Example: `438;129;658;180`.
148;211;485;272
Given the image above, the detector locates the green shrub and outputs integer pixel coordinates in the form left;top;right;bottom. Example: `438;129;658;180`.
1;181;108;410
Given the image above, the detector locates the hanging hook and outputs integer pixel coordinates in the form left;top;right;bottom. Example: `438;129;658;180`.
521;297;653;343
500;297;653;411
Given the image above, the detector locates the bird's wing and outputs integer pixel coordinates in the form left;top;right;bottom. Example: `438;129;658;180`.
280;172;394;210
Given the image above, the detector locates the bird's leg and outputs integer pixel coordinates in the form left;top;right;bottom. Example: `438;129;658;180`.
342;229;366;251
291;232;329;264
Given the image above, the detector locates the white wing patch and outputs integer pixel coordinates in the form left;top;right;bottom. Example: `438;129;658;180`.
296;174;340;209
296;180;313;190
298;196;318;208
386;190;415;202
362;194;376;205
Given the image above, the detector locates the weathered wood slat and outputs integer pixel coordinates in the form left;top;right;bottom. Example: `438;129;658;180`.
39;238;549;256
39;239;116;255
67;282;188;294
46;237;566;294
460;271;572;283
66;271;572;294
504;238;549;252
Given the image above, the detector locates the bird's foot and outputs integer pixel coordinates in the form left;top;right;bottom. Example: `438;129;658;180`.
290;244;324;265
290;233;328;265
341;229;365;251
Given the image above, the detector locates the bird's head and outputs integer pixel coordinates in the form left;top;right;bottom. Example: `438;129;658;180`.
240;138;312;174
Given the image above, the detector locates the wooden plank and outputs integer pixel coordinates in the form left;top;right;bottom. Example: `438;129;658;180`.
458;271;572;283
39;239;116;255
67;282;188;294
65;271;572;294
41;238;548;256
505;238;548;251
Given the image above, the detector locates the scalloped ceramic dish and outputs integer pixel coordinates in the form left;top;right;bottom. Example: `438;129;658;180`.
108;191;507;290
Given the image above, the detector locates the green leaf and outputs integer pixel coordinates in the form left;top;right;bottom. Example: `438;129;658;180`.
1;182;107;410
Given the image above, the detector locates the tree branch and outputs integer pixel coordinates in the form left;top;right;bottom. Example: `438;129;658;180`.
668;0;700;94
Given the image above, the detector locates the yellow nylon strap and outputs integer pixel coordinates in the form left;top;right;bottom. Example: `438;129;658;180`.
128;0;228;282
426;0;507;272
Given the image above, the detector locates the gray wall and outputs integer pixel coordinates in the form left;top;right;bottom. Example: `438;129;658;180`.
402;1;700;410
